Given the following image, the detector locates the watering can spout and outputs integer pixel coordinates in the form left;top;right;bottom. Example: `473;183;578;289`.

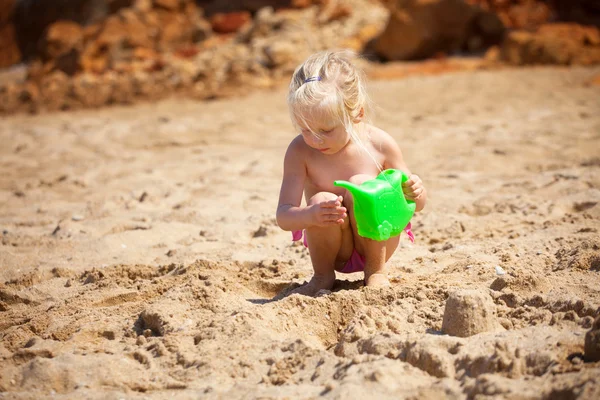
333;180;364;196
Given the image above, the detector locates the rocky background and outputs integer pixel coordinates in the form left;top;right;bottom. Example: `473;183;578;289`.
0;0;599;115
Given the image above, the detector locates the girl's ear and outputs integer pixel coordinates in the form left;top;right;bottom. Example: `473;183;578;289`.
353;107;365;123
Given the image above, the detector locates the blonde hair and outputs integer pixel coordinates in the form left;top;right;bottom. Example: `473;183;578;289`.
287;50;380;168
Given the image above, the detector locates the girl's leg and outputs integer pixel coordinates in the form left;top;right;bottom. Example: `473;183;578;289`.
361;236;400;287
344;174;401;287
292;192;354;296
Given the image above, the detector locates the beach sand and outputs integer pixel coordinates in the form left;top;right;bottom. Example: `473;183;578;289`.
1;66;599;399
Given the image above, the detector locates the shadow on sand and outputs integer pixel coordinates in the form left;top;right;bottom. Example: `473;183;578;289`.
247;278;364;304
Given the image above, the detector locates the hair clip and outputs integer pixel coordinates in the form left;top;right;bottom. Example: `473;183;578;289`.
303;76;322;83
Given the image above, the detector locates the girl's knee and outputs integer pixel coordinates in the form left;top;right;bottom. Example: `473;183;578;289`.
306;192;351;232
344;174;376;208
307;191;339;206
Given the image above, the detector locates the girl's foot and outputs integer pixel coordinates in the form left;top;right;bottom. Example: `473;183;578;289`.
365;273;390;287
290;274;335;297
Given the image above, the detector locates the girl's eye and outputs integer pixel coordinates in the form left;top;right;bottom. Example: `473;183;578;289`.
319;129;333;134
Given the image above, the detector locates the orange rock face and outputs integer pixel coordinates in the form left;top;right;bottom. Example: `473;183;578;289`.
42;21;85;60
375;0;505;60
466;0;554;29
153;0;183;11
0;0;21;68
501;23;600;66
210;11;252;34
0;23;21;69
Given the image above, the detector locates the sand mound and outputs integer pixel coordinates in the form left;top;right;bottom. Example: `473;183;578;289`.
442;290;500;337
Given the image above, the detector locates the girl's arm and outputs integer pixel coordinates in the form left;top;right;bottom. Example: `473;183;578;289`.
381;133;427;212
276;138;313;231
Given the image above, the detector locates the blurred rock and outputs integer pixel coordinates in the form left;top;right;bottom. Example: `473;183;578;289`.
0;24;21;69
469;0;600;29
153;0;183;11
265;40;297;68
0;0;15;21
210;11;252;34
133;0;153;12
442;289;499;337
199;0;295;16
42;21;84;60
12;0;110;61
341;24;383;52
0;0;390;114
40;21;85;76
109;72;136;104
72;73;114;108
468;0;553;30
500;24;600;65
108;0;135;12
550;0;600;28
375;0;505;60
39;71;72;111
0;0;21;68
317;1;353;24
0;81;22;113
79;11;152;74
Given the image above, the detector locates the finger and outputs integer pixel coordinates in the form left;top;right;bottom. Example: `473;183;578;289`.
404;190;417;199
406;188;424;200
409;183;421;192
323;211;347;219
405;175;420;187
321;218;345;226
321;199;341;208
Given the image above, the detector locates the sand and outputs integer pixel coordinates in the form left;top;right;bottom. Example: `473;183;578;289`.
1;66;600;399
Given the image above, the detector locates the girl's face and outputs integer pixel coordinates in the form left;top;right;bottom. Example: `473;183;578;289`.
297;107;351;155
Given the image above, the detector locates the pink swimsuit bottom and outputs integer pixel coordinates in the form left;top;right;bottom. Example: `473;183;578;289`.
292;223;414;274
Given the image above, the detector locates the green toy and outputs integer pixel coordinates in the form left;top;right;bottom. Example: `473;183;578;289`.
334;169;415;241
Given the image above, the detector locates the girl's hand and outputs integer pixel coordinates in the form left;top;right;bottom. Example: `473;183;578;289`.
310;196;347;226
402;174;425;201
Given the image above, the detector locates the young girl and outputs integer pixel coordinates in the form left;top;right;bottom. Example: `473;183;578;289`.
276;50;427;296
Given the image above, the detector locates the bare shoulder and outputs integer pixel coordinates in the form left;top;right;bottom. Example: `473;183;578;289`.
366;125;401;154
285;135;309;159
366;125;408;171
288;134;307;150
283;135;310;169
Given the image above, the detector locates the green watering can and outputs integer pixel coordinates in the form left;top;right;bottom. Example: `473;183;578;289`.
334;169;416;241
